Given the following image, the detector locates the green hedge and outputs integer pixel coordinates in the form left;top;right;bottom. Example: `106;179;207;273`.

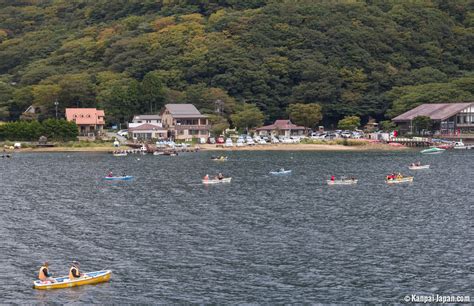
0;119;78;141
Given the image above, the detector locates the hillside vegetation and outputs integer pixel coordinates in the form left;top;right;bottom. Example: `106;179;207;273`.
0;0;473;126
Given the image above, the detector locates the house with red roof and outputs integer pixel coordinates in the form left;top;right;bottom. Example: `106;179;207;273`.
65;108;105;137
255;120;306;138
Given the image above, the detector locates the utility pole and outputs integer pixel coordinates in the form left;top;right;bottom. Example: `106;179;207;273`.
54;100;59;119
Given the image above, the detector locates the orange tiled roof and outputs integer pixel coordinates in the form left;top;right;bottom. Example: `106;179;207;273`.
65;108;105;125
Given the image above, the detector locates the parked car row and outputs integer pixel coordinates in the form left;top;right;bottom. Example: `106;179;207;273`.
310;130;364;140
210;134;307;146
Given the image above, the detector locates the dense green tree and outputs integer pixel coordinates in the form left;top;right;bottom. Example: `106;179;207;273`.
379;120;396;131
140;70;165;113
207;114;229;136
338;115;361;131
0;1;473;124
412;116;433;135
0;119;77;141
230;103;264;132
287;103;323;132
386;76;474;118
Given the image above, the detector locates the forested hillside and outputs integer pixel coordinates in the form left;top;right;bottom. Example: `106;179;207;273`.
0;0;473;127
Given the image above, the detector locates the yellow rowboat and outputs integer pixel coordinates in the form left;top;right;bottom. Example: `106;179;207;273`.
386;177;414;184
33;270;111;290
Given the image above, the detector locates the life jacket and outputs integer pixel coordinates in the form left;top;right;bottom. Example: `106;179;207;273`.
38;266;49;281
69;266;80;280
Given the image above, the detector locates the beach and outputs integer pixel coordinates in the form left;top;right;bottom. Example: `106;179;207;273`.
6;142;412;153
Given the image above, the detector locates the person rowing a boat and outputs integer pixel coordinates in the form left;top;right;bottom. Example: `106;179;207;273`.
330;175;335;181
203;174;209;180
107;171;113;178
38;262;56;283
279;168;285;173
69;261;84;280
217;173;224;180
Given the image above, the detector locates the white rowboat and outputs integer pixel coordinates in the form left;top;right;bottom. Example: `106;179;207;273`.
327;179;358;185
202;177;232;184
270;170;292;175
112;153;127;157
408;165;430;170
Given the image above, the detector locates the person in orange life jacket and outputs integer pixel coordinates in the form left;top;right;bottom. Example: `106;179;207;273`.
69;261;84;280
38;261;56;282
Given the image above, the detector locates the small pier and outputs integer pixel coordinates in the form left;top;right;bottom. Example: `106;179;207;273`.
388;137;432;147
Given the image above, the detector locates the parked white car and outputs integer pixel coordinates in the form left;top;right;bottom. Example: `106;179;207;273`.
247;138;256;145
117;129;128;137
258;139;267;145
225;138;234;147
280;137;293;144
236;138;246;147
271;137;280;143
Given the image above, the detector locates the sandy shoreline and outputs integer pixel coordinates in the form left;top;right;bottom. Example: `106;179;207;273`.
198;143;411;152
10;143;411;153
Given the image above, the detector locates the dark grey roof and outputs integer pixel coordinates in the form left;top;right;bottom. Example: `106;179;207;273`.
392;103;474;121
133;115;161;121
165;104;201;116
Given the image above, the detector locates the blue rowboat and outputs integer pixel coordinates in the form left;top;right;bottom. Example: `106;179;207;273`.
103;176;133;181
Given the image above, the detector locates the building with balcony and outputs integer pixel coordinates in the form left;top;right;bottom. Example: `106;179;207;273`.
65;108;105;137
392;102;474;135
160;104;210;141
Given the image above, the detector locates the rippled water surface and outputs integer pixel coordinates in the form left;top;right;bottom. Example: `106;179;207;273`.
0;150;472;303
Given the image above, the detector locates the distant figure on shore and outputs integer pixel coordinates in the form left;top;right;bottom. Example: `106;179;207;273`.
38;262;55;283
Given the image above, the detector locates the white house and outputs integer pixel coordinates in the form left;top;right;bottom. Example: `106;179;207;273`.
128;123;167;140
128;115;162;129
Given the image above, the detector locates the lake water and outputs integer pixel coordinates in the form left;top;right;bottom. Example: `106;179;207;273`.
0;150;472;303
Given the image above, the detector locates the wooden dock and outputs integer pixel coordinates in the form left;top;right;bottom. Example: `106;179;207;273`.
388;137;432;147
